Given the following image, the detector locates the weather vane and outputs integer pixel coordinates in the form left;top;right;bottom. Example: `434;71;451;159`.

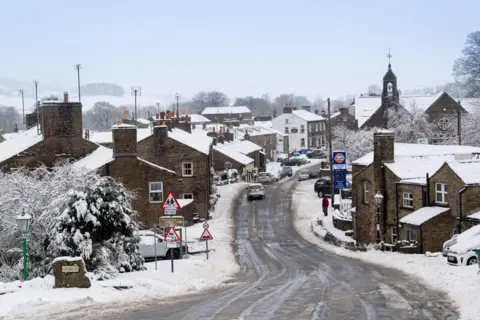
386;49;392;64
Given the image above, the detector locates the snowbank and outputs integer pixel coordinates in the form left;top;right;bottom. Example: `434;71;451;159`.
266;159;323;179
292;180;479;320
0;183;246;319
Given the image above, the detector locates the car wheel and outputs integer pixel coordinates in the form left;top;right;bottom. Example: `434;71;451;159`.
247;196;252;201
318;191;323;198
467;257;477;265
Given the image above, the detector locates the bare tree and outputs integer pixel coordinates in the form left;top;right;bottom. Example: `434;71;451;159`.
233;95;271;116
367;84;381;96
0;106;21;133
453;31;480;97
85;101;119;130
192;91;230;110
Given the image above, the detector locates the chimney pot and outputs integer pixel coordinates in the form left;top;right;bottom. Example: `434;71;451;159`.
63;92;68;102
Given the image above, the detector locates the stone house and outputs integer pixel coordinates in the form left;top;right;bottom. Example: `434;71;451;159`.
201;106;253;124
0;93;99;171
351;131;480;247
73;124;195;227
232;126;277;161
329;106;358;132
214;138;265;171
212;145;254;174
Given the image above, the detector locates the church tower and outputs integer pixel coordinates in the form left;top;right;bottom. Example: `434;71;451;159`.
381;50;399;107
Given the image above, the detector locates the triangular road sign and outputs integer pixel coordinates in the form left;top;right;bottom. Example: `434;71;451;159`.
161;191;181;210
164;227;181;242
199;228;213;241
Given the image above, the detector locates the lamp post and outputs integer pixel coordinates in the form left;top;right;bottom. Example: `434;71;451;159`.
16;209;32;281
374;191;384;243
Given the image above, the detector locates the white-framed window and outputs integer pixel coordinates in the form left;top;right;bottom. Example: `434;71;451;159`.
316;137;320;147
391;226;397;243
149;182;163;203
403;192;413;208
406;229;416;241
308;137;312;147
300;125;305;133
316;123;319;131
363;181;369;203
285;119;288;124
300;138;305;147
285;127;289;134
182;193;194;199
308;123;312;132
182;162;193;177
321;122;326;131
435;183;448;203
291;127;298;133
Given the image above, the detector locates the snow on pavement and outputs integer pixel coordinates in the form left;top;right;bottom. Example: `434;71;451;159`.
292;179;478;320
0;183;246;320
266;158;323;179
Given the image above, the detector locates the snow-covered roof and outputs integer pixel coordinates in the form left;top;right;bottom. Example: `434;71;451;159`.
292;110;324;122
353;143;480;166
201;106;252;115
398;177;427;185
137;158;176;174
112;123;136;130
0;127;43;164
89;127;212;155
72;145;114;171
355;92;444;128
447;160;480;185
136;118;151;125
213;146;254;165
189;114;211;123
216;140;263;155
399;206;450;226
385;156;453;180
235;125;276;137
177;199;194;208
468;210;480;221
330;111;341;119
256;120;272;128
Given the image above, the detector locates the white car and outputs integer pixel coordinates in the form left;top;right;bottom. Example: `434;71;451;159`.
443;225;480;256
447;235;480;266
298;170;310;181
138;230;187;260
246;183;265;201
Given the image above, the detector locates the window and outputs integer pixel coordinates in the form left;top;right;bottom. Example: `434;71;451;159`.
316;123;319;131
308;137;312;147
285;119;288;124
300;138;305;147
300;125;305;133
406;229;417;241
182;162;193;177
291;127;298;133
316;137;320;147
363;181;369;203
435;183;448;203
285;127;289;134
308;124;312;132
391;226;397;243
149;182;163;203
403;192;413;208
182;193;194;199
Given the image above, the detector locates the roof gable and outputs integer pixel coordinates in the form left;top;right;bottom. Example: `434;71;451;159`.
201;106;252;115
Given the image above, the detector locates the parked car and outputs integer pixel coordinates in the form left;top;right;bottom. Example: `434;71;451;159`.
314;178;332;197
246;183;265;201
307;149;327;159
447;235;480;266
138;231;187;260
281;166;293;178
309;171;320;179
257;172;276;184
298;170;310;181
443;225;480;257
281;158;302;167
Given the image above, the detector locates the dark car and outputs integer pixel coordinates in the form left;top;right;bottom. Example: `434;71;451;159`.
281;158;302;167
309;170;320;179
281;166;293;178
307;149;327;159
314;178;332;197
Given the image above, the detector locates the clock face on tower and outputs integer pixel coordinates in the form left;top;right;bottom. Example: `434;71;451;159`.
438;117;451;131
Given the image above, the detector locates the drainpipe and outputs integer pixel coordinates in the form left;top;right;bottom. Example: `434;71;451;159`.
426;173;430;206
458;187;467;234
419;225;424;254
395;182;399;243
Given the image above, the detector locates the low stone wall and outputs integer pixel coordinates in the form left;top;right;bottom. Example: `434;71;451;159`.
332;216;353;231
312;220;365;252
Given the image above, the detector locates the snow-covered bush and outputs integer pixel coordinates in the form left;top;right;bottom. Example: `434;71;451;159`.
332;126;378;161
0;164;144;281
386;103;434;143
54;176;144;274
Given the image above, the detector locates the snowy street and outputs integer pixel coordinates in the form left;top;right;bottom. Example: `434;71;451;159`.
80;163;457;320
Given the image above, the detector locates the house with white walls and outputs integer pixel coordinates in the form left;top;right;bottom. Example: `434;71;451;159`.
271;106;326;152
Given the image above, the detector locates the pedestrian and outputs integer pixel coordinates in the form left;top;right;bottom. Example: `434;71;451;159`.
322;195;329;217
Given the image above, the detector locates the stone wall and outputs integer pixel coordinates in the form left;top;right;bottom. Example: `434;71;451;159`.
250;133;276;161
352;164;376;244
422;211;456;253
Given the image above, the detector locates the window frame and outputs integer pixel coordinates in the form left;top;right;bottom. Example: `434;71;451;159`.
363;181;369;204
149;182;164;203
285;119;288;124
406;229;416;241
285;127;289;134
391;226;397;243
300;125;305;133
182;193;194;200
300;138;305;147
402;192;413;208
182;162;194;177
291;127;299;133
435;183;448;204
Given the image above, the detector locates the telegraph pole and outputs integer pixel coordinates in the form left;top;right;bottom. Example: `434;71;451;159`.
175;93;180;119
327;98;334;202
74;63;82;102
131;86;142;120
19;89;25;124
457;100;462;145
33;80;40;134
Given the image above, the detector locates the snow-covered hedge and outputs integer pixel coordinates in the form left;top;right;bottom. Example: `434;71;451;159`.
0;164;144;282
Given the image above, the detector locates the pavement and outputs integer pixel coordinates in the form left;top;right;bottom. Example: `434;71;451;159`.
62;165;459;320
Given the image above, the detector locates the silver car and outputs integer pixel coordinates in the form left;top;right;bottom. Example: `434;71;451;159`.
298;170;310;181
257;172;275;184
246;183;265;201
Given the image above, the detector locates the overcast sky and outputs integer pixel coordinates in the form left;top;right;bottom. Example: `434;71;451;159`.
1;0;478;102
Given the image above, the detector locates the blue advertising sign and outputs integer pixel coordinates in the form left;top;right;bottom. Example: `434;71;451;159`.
333;151;347;189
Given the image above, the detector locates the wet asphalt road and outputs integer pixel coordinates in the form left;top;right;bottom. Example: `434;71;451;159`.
59;167;459;320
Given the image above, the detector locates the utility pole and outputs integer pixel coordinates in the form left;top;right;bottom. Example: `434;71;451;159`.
175;93;180;119
131;86;142;120
327;98;334;202
33;80;40;134
19;89;25;124
74;63;82;102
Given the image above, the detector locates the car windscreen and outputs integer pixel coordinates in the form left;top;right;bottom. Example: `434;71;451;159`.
249;185;262;189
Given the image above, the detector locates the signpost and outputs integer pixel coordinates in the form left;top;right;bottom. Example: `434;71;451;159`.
161;192;186;258
161;191;181;216
199;223;213;260
332;151;347;190
164;227;181;273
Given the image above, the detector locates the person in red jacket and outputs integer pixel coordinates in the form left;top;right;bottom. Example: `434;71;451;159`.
322;195;329;217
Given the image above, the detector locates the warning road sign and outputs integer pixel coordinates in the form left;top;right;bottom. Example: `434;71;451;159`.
200;228;213;241
164;227;181;242
161;191;181;210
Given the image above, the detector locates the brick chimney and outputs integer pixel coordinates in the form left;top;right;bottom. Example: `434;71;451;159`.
112;123;137;158
41;96;82;139
373;131;394;164
283;106;292;113
153;125;168;155
63;92;68;102
163;119;173;131
302;106;311;112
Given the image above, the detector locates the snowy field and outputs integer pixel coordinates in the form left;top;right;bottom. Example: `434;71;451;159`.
293;179;479;320
0;183;246;320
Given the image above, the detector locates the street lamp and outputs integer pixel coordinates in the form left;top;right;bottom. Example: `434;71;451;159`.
374;191;384;243
16;209;32;281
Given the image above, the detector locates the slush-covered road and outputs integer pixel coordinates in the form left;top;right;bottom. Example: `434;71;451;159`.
74;170;458;320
